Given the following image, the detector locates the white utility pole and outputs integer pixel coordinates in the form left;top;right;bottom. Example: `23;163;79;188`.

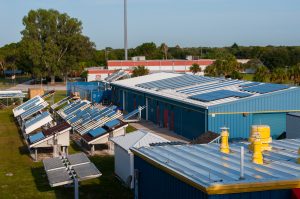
124;0;128;60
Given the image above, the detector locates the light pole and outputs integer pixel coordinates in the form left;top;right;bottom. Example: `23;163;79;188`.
124;0;128;60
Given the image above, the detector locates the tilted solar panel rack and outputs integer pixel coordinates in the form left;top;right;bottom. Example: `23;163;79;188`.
59;101;91;119
24;111;53;134
0;91;25;99
64;103;92;122
20;101;49;121
122;105;146;121
43;153;101;188
105;70;128;82
72;106;116;130
77;111;123;135
70;108;103;127
50;96;71;110
57;99;81;115
13;96;44;117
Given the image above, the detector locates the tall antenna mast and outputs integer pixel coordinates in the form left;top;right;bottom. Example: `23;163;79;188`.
124;0;128;60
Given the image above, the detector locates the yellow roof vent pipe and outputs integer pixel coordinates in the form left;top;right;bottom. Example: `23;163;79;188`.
252;132;264;165
220;127;230;154
249;125;272;152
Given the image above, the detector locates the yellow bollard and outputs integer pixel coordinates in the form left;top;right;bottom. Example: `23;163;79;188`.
252;133;263;165
220;127;230;154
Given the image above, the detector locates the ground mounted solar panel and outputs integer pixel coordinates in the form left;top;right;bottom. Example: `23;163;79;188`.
67;153;90;166
46;168;72;187
242;83;289;94
190;90;252;102
72;163;102;181
43;153;101;188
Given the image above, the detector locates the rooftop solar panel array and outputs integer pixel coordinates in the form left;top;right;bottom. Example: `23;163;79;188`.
136;74;216;90
242;83;290;94
177;79;244;95
190;90;252;102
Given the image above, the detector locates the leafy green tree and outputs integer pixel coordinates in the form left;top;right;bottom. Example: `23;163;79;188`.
253;65;269;82
230;70;243;79
20;9;95;84
132;66;149;77
189;63;201;74
135;42;159;59
204;54;240;77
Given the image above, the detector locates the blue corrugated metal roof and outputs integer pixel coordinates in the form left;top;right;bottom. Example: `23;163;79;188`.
131;139;300;193
112;72;297;108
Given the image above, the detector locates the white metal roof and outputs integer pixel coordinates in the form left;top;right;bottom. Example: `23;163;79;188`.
112;72;297;108
131;139;300;191
110;130;169;151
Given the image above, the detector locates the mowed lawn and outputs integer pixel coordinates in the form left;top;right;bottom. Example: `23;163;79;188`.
0;91;133;199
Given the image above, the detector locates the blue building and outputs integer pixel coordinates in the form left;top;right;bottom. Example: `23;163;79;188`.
111;72;300;140
131;139;300;199
67;81;111;104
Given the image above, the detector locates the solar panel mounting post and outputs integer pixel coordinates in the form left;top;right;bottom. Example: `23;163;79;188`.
74;178;79;199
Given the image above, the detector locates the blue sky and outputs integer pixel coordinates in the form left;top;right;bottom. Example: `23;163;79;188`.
1;0;300;49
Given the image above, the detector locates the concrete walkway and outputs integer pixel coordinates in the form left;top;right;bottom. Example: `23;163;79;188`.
130;120;190;143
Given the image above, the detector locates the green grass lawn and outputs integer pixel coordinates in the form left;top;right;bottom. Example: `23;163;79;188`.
0;94;133;198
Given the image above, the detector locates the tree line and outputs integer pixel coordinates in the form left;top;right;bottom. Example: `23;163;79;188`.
1;9;300;84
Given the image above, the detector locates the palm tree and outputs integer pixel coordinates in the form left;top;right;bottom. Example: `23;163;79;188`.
189;63;201;74
253;65;269;82
270;68;287;83
160;43;168;60
288;63;300;85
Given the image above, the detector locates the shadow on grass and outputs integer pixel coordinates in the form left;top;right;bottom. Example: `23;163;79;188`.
30;166;53;192
30;167;74;199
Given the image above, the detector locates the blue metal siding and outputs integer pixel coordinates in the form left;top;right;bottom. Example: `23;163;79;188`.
135;155;291;199
209;88;300;114
208;113;253;138
253;113;286;138
112;86;207;140
135;155;209;199
208;113;286;139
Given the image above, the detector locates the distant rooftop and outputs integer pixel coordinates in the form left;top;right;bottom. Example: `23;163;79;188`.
131;139;300;194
